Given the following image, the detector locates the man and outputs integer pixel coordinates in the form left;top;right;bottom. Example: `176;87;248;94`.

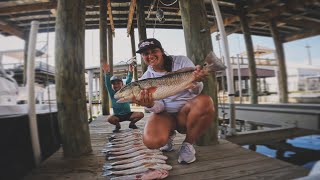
102;62;144;133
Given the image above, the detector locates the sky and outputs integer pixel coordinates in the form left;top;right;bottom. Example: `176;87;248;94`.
0;28;319;68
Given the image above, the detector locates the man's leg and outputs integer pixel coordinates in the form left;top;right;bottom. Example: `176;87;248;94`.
143;112;176;149
128;111;144;129
176;94;215;164
107;115;121;132
177;94;215;143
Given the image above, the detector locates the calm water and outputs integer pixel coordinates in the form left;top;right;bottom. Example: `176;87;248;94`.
243;134;320;169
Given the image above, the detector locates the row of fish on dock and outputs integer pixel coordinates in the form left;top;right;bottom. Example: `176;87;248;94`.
101;129;172;180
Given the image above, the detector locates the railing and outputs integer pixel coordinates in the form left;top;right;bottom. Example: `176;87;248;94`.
230;56;277;66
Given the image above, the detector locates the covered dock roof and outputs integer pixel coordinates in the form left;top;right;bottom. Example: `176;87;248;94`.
0;0;319;42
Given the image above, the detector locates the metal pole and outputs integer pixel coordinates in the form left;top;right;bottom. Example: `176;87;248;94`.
88;70;93;121
237;54;242;104
210;0;236;135
305;44;312;65
27;21;41;167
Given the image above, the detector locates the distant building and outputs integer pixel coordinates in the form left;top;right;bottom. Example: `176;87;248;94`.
267;65;320;92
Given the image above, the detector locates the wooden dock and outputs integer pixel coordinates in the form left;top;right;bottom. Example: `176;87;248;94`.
23;112;310;180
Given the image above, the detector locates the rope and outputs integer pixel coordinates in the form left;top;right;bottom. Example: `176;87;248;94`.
159;0;178;6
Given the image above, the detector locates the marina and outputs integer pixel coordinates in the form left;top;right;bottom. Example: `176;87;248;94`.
0;0;320;179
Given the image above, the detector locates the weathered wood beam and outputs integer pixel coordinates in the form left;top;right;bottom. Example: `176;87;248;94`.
55;0;92;157
0;0;98;15
136;0;147;73
179;0;218;145
269;19;288;103
226;0;316;35
0;19;25;39
284;27;320;42
129;26;138;81
0;2;56;15
106;0;115;34
210;0;278;33
126;0;137;35
238;4;258;104
99;0;110;116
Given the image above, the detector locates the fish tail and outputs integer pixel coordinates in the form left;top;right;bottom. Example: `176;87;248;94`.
102;170;113;176
203;51;226;72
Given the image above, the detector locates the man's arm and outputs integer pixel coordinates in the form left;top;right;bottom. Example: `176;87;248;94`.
125;64;134;84
102;63;115;96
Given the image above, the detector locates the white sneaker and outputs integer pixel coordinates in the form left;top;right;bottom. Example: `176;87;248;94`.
160;131;176;152
178;142;196;164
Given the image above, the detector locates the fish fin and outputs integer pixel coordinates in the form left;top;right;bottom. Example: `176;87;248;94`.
147;87;157;93
186;82;197;89
203;51;226;72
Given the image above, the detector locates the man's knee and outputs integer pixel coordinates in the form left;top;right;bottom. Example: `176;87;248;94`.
137;112;144;119
143;132;167;149
194;94;214;111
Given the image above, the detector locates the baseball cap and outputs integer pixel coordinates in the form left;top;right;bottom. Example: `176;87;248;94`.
136;38;163;53
110;75;123;83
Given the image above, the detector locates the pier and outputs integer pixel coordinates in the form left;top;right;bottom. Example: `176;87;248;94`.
23;113;310;180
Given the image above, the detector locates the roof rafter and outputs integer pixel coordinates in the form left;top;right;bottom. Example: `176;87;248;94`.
210;0;279;33
0;19;25;39
126;0;136;36
107;0;115;34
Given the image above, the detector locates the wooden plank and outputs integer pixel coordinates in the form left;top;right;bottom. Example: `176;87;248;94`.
236;166;309;180
106;0;115;34
168;153;268;176
167;158;308;180
23;113;311;180
0;20;25;39
126;0;136;35
226;127;319;145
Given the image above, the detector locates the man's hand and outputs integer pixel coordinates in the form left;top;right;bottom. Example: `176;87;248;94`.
102;63;110;73
128;64;134;72
132;89;155;108
193;65;207;82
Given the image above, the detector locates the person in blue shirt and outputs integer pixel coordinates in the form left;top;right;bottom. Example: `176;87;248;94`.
102;62;144;133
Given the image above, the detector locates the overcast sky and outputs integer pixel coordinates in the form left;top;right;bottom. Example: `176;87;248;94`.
1;28;319;68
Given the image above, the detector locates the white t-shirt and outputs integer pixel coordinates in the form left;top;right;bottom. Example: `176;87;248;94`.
140;55;203;113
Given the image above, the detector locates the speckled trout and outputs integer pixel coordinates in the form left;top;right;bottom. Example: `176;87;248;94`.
114;51;226;103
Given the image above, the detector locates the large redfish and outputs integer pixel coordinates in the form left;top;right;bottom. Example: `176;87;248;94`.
114;51;226;103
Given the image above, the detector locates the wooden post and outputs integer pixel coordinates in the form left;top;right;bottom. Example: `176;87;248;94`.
136;0;147;73
107;26;113;74
55;0;92;157
179;0;218;145
238;4;258;104
100;0;110;115
269;19;288;103
130;26;138;81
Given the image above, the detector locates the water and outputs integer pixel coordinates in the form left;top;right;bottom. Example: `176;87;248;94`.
243;134;320;169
